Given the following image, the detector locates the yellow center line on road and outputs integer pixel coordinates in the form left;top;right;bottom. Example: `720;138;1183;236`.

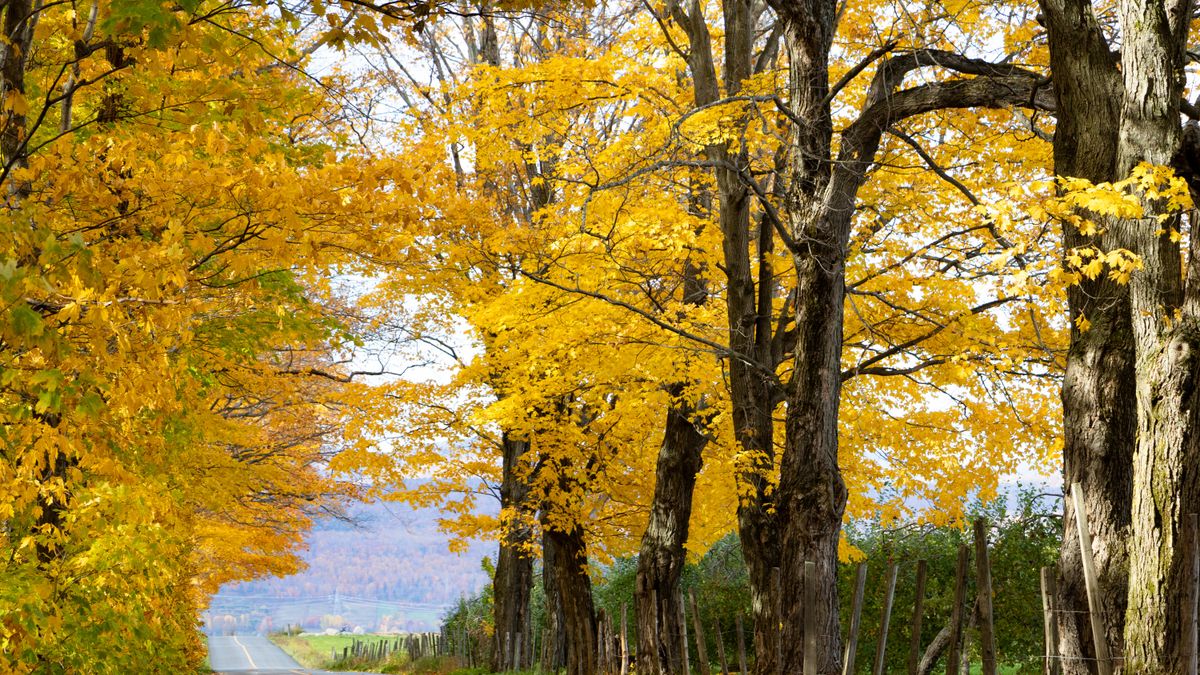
231;636;258;670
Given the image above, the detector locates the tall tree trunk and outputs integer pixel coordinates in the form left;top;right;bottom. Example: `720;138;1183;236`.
770;3;846;672
1035;1;1133;669
1;0;33;185
777;260;849;675
669;2;785;670
544;522;597;675
634;390;708;675
1112;0;1195;666
493;433;535;671
543;530;568;671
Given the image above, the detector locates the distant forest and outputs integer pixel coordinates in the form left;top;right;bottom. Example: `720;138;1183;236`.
206;500;494;633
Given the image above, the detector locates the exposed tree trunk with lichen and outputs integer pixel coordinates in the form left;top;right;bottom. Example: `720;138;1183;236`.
1109;0;1197;666
1035;0;1135;667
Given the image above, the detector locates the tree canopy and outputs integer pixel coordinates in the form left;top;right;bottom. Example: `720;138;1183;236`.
4;0;1200;672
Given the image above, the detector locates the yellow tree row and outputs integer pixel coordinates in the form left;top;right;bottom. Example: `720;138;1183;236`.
0;1;430;670
359;2;1068;672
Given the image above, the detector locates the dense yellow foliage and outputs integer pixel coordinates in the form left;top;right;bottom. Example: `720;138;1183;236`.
363;2;1065;566
0;1;412;670
0;0;1088;668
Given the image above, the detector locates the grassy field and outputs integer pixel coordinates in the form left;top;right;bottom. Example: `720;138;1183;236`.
271;634;399;670
270;633;471;674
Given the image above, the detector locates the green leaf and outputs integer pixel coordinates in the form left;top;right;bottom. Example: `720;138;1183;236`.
76;392;105;417
10;305;43;337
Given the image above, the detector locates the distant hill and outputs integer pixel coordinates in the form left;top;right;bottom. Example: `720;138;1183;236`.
203;499;496;635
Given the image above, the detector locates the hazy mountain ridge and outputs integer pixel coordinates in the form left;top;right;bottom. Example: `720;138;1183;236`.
205;499;495;634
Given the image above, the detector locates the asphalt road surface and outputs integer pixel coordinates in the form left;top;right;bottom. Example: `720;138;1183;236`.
206;635;387;675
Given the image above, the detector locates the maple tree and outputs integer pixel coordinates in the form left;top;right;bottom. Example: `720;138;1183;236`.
0;0;422;670
1035;0;1200;669
7;0;1200;671
360;3;1065;674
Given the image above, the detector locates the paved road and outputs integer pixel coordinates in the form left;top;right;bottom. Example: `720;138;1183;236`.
207;635;309;673
206;635;389;675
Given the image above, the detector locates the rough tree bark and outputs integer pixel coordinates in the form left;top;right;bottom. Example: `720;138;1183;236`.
1108;0;1198;667
666;3;785;670
765;0;1056;668
544;520;598;675
633;390;708;675
543;528;568;671
641;3;1053;672
1035;1;1135;669
474;7;558;666
492;433;536;671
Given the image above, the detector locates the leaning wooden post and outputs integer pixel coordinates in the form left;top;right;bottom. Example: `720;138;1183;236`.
842;562;868;675
690;589;710;674
609;610;617;675
974;519;998;675
946;544;968;675
804;561;818;675
679;587;692;674
620;603;630;675
872;562;899;675
735;615;748;675
1188;513;1199;675
715;617;730;675
1040;567;1060;675
597;610;607;675
907;560;928;675
1071;482;1113;675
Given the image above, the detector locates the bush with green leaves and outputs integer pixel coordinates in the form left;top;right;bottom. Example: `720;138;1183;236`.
443;489;1059;673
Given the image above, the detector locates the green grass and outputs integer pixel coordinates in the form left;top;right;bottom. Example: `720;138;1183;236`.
272;634;402;670
967;664;1025;674
270;633;470;674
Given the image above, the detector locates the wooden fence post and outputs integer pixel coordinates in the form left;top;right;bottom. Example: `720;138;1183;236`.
1040;567;1060;675
907;559;928;675
691;586;705;667
1071;482;1113;675
872;562;899;675
621;603;630;675
974;519;997;675
679;587;692;674
609;610;617;675
597;610;607;675
804;561;818;675
735;615;748;675
690;589;710;674
715;617;730;675
842;562;868;675
946;544;968;675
